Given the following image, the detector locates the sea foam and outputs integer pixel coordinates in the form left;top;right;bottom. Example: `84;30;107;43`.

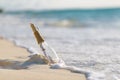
50;61;105;80
9;38;105;80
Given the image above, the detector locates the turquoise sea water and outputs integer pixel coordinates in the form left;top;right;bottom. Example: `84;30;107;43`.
0;8;120;80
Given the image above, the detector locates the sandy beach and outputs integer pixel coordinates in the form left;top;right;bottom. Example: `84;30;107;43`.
0;38;86;80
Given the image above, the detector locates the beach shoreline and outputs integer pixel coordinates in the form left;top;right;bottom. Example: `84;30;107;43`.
0;37;86;80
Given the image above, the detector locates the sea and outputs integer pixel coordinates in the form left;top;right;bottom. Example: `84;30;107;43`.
0;1;120;80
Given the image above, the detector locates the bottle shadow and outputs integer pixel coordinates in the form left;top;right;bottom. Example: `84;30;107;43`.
0;54;47;70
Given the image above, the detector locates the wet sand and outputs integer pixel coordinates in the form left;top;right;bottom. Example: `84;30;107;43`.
0;38;86;80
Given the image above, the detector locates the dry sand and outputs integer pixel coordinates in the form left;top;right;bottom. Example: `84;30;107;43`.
0;38;86;80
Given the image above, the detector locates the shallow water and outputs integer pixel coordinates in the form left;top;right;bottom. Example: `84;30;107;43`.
0;9;120;80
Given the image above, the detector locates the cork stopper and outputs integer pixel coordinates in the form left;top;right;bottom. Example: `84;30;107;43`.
30;23;44;44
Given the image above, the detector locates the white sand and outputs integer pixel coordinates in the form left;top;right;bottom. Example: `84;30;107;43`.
0;38;86;80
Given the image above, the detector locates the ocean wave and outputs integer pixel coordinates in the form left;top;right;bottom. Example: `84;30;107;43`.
4;8;120;14
3;8;120;28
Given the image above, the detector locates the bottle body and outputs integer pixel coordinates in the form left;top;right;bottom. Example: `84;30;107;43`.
40;42;59;64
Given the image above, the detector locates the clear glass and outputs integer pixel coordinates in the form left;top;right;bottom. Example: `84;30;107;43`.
40;42;60;63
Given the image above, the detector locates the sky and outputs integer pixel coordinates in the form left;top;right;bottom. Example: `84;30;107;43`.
0;0;120;10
